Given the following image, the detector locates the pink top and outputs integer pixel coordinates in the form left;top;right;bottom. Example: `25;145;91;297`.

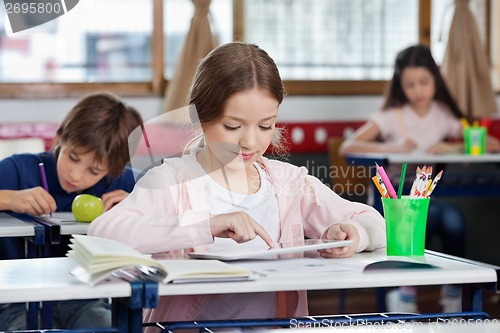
89;148;386;326
371;102;462;152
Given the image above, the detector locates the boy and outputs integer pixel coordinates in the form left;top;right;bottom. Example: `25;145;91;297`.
0;92;143;330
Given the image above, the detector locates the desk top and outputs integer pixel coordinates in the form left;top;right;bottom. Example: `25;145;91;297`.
0;212;88;238
346;152;500;164
0;257;132;303
156;249;499;296
0;212;35;237
35;212;89;235
0;249;497;304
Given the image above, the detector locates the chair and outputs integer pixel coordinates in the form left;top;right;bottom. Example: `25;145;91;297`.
327;137;371;203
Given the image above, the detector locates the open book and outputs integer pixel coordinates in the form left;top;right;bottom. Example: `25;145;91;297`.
67;235;255;286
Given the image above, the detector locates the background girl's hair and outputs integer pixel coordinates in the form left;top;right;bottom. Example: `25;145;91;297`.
381;44;463;119
53;92;144;178
186;41;288;154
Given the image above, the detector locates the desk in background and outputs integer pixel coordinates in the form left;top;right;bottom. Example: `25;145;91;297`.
5;212;89;255
1;248;498;332
345;152;500;202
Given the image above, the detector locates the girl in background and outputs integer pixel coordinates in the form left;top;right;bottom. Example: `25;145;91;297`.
341;45;499;313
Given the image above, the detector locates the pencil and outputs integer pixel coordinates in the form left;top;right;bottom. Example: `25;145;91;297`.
397;162;407;199
372;175;389;198
39;162;52;217
460;118;470;128
375;163;397;199
425;170;443;198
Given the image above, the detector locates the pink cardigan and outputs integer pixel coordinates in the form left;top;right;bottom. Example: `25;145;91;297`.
89;149;386;323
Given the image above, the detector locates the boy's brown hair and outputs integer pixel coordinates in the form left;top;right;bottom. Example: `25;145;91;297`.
53;92;143;178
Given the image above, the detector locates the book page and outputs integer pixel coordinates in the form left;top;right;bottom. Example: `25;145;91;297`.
42;212;77;223
156;259;253;283
233;258;356;277
67;235;254;285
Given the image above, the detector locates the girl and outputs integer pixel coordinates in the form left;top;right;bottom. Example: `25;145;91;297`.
89;42;386;327
340;45;496;313
0;92;143;330
339;45;499;155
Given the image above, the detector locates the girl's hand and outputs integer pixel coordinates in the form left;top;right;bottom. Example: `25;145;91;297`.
319;224;359;258
100;190;129;211
427;142;462;154
209;212;274;248
394;139;417;153
8;187;57;216
486;136;500;153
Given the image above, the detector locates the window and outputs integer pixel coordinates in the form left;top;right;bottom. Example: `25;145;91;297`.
244;0;419;80
430;0;488;64
0;0;153;83
163;0;232;79
0;0;493;97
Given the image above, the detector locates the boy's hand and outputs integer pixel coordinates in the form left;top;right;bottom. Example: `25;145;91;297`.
319;224;359;258
101;190;129;211
9;187;56;216
209;212;274;249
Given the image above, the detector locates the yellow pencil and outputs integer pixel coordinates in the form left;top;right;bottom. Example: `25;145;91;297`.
372;175;389;198
422;179;432;197
460;118;470;128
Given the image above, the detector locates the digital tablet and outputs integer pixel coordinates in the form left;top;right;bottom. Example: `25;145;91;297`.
188;239;353;261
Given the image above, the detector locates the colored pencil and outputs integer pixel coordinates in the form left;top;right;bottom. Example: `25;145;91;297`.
397;162;407;199
39;162;52;217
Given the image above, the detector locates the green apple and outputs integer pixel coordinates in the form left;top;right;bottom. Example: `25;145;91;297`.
72;194;104;223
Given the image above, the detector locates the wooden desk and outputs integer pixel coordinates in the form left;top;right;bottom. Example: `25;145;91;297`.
2;248;496;332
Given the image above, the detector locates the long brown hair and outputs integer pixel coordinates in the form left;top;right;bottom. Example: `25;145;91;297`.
53;92;143;178
187;42;287;154
382;45;463;119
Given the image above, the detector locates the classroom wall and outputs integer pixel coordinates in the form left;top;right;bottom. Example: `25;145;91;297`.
1;95;499;124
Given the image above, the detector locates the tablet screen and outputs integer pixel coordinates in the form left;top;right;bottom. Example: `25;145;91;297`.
188;239;353;261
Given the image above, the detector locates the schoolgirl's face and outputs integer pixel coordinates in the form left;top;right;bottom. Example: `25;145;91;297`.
56;144;109;193
400;66;436;112
202;87;278;170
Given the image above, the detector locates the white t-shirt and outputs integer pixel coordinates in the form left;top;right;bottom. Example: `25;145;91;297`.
370;102;462;153
195;161;280;319
202;162;280;251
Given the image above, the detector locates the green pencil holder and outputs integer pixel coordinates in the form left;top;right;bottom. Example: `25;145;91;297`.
464;127;486;155
382;196;430;256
